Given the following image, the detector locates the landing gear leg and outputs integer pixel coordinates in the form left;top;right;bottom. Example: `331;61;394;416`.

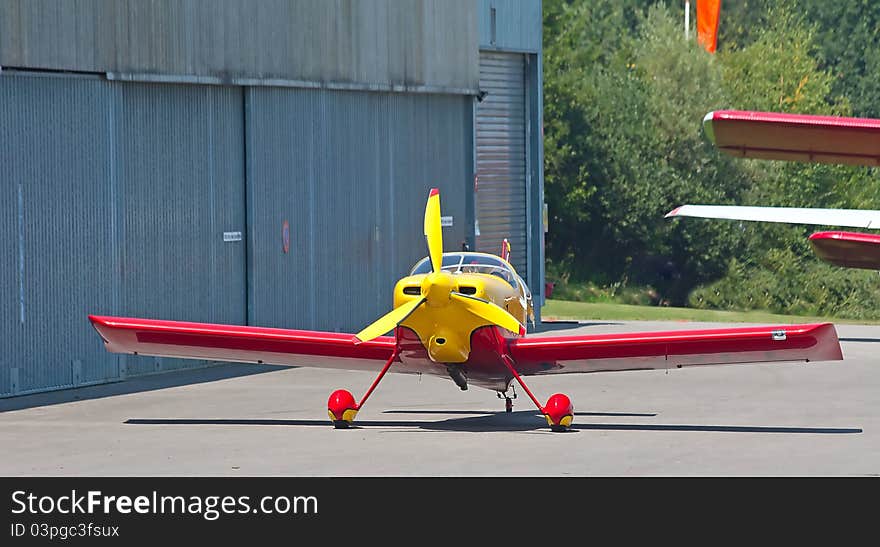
328;345;400;429
494;332;573;431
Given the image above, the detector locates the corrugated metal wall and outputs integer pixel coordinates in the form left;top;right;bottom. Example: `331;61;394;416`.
246;88;472;332
0;73;247;395
476;52;528;275
0;0;478;93
0;72;473;397
478;0;542;53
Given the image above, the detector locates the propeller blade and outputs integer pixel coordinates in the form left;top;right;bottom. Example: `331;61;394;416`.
424;188;443;273
354;297;426;343
450;292;525;336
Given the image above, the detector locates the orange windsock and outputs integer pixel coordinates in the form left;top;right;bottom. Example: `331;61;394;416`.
696;0;722;53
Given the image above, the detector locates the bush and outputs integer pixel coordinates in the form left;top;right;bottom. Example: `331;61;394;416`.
688;250;880;320
545;260;659;306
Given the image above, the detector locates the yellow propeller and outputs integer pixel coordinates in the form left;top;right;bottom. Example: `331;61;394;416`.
353;187;526;346
424;188;443;273
354;296;425;343
450;292;525;336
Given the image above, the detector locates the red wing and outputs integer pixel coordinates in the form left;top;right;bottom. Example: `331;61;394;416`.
89;315;395;372
705;110;880;166
509;323;842;375
809;231;880;270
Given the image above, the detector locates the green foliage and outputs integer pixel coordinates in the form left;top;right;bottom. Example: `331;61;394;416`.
545;261;657;305
792;1;880;118
719;4;844;115
543;0;880;318
545;2;742;295
689;250;880;320
717;0;880;117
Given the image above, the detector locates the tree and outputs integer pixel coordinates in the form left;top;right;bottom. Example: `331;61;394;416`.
542;0;880;317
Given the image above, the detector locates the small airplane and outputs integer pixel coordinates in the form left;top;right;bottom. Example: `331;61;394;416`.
89;188;843;432
667;109;880;269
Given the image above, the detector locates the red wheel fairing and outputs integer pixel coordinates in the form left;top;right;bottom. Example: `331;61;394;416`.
328;389;358;425
543;393;574;431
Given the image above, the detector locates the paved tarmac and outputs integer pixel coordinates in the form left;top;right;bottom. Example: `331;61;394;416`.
1;320;877;476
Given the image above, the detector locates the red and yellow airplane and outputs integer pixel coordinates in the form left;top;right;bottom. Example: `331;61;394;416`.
667;110;880;270
89;188;843;432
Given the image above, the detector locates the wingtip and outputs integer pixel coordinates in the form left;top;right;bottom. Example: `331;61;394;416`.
351;335;364;345
429;187;439;197
87;314;108;326
702;112;717;145
665;206;682;218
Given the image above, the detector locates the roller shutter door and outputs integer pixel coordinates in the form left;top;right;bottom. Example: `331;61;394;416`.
476;51;527;275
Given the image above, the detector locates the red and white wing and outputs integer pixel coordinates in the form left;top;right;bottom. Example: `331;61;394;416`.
809;231;880;270
89;315;395;372
704;110;880;166
509;323;842;376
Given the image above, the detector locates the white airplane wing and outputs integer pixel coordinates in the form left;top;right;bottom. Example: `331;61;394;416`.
665;205;880;229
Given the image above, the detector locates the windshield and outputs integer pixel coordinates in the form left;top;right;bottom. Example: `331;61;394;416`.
409;253;517;287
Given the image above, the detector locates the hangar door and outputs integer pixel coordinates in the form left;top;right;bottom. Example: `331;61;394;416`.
475;51;528;276
0;75;248;396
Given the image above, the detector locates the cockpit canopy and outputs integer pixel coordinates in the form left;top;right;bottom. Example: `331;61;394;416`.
410;252;520;288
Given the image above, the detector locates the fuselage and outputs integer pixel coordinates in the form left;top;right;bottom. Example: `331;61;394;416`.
387;252;533;389
394;324;518;391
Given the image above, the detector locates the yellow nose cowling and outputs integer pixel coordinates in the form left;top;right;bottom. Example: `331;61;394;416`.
427;331;469;363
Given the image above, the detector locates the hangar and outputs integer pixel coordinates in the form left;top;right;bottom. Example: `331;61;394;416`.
0;0;544;397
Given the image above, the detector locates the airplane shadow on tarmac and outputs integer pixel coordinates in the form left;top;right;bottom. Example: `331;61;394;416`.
0;363;289;413
125;410;862;434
